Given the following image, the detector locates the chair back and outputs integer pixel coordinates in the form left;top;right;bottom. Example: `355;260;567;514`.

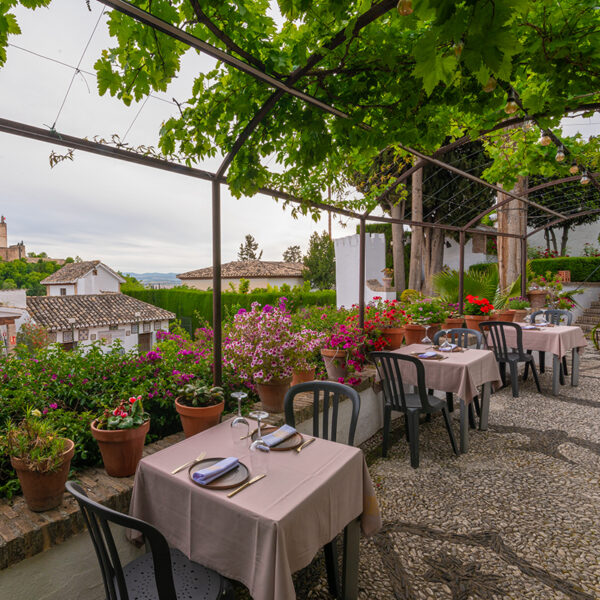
66;481;178;600
531;309;572;325
284;381;360;446
433;328;482;348
369;351;436;412
479;321;525;361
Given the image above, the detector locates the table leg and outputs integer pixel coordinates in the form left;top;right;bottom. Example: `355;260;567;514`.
479;382;490;431
342;518;360;600
552;354;560;395
459;398;468;454
571;349;580;387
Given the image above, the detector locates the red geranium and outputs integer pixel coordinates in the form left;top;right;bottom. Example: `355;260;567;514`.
464;295;494;316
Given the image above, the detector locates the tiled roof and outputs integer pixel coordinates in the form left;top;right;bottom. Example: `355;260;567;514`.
26;294;175;332
40;261;125;285
177;260;305;280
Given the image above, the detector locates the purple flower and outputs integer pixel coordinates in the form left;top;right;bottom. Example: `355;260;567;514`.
237;308;247;314
262;304;274;313
49;403;58;410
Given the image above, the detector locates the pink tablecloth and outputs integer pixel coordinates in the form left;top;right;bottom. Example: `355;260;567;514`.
393;344;502;401
129;419;381;600
498;324;587;358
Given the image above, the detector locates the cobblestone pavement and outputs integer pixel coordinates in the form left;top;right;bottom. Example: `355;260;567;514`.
235;347;600;599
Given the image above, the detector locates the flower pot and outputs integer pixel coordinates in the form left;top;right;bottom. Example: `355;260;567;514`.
255;378;292;413
527;290;548;309
382;276;393;288
381;326;405;350
443;317;465;330
495;309;515;322
291;368;316;386
403;324;425;345
511;309;528;323
320;348;349;381
91;419;150;477
175;399;224;439
464;314;490;332
10;438;75;512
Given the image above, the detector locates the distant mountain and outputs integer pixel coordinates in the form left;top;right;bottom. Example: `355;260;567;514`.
125;272;180;284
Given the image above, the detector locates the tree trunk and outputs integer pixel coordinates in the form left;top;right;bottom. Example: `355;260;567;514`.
544;229;550;253
560;224;570;256
497;176;528;291
408;168;424;291
425;228;445;294
391;199;406;293
549;229;558;254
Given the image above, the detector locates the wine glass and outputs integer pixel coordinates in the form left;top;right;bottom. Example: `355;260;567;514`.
439;330;452;350
524;306;533;324
230;391;249;447
248;410;270;473
421;320;433;344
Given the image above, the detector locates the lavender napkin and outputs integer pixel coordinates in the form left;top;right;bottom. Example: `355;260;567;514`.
418;351;438;359
262;424;297;447
438;343;458;352
192;457;239;485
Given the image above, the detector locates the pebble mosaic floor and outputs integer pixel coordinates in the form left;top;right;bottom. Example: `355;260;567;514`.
236;347;600;599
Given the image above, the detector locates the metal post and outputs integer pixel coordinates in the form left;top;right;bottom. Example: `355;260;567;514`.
458;231;465;314
212;180;222;386
520;237;528;298
359;218;366;329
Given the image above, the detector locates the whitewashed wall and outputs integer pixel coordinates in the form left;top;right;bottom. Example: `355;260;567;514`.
47;283;76;296
528;221;600;257
76;266;122;294
444;238;494;272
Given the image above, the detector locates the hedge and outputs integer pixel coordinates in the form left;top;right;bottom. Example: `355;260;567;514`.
529;257;600;282
123;287;336;333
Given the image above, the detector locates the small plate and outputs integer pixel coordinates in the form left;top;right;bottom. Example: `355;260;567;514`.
251;425;304;451
411;351;445;360
188;457;250;490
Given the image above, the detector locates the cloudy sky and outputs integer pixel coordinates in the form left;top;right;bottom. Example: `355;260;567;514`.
1;2;599;274
0;1;351;273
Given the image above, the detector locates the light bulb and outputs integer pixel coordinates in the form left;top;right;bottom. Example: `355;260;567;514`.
539;131;552;146
397;0;413;15
504;90;519;114
580;170;591;185
522;119;533;132
483;77;497;93
569;163;579;175
555;146;565;162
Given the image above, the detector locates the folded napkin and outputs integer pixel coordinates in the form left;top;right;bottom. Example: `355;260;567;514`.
262;424;297;448
192;457;239;485
536;322;550;327
522;325;540;330
438;343;458;352
418;351;438;359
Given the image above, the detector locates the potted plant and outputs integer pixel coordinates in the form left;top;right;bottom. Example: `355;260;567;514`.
91;395;150;477
404;298;449;344
443;303;465;329
527;272;560;309
507;297;530;322
381;267;393;288
175;382;225;438
364;297;407;350
3;410;75;511
291;328;325;386
320;322;366;381
494;303;515;322
463;295;493;331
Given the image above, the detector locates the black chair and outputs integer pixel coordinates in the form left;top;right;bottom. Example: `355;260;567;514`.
284;381;361;597
479;321;542;398
529;309;573;376
432;328;483;426
66;481;233;600
370;351;458;469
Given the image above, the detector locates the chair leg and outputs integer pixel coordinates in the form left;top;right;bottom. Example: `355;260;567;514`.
446;392;454;413
404;413;410;442
499;362;507;387
441;407;459;456
530;360;542;394
425;414;432;423
523;350;532;380
472;395;481;417
407;411;420;469
324;539;340;598
509;361;519;398
539;351;545;374
562;355;569;377
468;403;477;429
222;579;236;600
382;405;392;458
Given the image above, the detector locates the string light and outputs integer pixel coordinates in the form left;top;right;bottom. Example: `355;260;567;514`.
580;170;591;185
555;146;566;162
569;162;579;175
539;130;552;146
397;0;413;15
504;90;519;114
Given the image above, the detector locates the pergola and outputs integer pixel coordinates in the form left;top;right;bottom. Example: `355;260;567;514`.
1;0;599;385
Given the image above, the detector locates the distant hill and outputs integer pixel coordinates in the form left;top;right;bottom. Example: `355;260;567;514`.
125;272;180;286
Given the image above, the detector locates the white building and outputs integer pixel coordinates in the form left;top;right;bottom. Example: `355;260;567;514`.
177;260;304;291
41;260;125;296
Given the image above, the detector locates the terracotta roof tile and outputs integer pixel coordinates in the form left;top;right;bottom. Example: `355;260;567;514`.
40;261;125;285
26;294;175;332
177;260;304;280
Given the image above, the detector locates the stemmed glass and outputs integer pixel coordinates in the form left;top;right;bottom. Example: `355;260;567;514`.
248;410;270;473
230;391;249;446
524;306;533;324
421;319;433;344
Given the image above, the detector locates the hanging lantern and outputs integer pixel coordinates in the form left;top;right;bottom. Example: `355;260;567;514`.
569;162;579;175
539;130;552;146
555;146;566;162
580;170;591;185
504;90;519;114
397;0;413;15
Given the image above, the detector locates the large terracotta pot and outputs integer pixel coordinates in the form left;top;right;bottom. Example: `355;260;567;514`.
320;348;348;381
463;314;490;332
291;368;316;386
255;378;292;413
381;326;405;350
403;324;425;345
495;309;515;322
10;438;75;512
511;309;528;323
443;317;465;330
528;289;548;309
175;399;224;438
91;419;150;477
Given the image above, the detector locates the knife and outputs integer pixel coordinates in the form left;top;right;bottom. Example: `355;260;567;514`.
296;437;316;453
227;474;266;498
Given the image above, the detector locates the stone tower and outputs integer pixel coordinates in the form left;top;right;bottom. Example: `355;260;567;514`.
0;216;7;249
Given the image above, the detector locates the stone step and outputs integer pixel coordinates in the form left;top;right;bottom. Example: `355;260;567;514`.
576;315;600;323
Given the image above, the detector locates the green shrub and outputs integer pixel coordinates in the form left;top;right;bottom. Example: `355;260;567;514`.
529;257;600;282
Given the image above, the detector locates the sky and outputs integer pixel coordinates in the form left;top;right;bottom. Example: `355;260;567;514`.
0;1;351;273
1;2;599;273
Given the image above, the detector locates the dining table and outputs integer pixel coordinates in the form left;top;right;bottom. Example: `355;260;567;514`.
393;343;503;453
129;418;382;600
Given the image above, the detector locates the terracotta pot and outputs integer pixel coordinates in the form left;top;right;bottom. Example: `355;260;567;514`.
443;317;465;330
91;419;150;477
10;438;75;512
291;368;316;386
495;309;515;322
320;348;349;381
175;399;224;438
527;289;548;309
403;324;425;345
255;378;292;413
381;326;405;350
463;314;490;332
382;277;393;288
511;309;528;323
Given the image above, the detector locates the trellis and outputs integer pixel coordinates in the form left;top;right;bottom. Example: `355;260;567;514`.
1;0;599;385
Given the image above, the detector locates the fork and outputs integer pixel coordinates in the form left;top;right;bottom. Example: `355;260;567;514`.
171;451;206;475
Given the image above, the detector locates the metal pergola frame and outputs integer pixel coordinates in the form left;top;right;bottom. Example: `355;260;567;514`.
2;0;599;385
